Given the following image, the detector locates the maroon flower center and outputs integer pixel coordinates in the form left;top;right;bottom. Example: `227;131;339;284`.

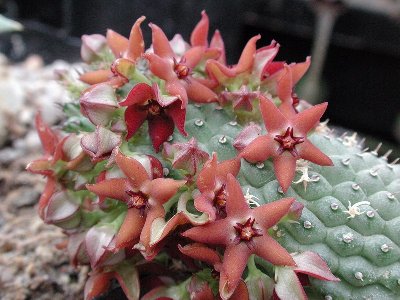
233;218;263;243
213;184;227;218
146;100;162;116
173;57;190;80
274;127;304;157
125;190;149;214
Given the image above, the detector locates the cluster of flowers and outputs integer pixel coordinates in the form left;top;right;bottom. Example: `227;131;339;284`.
28;11;339;300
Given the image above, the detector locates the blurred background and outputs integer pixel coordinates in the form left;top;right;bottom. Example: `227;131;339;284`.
1;0;400;148
0;0;399;298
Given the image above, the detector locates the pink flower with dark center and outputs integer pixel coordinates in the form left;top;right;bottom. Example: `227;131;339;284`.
144;22;218;105
86;151;186;252
221;85;260;111
119;82;187;152
238;95;333;192
261;57;311;116
194;153;241;221
183;175;296;300
80;16;146;88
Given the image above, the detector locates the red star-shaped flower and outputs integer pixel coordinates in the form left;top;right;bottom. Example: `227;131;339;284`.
183;174;296;300
238;95;333;192
27;114;90;218
79;16;146;87
119;82;187;152
206;35;260;85
86;151;186;252
163;137;209;175
221;85;260;111
194;153;241;221
261;57;311;116
144;22;218;105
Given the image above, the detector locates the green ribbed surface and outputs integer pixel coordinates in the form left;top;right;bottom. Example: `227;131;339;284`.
172;103;400;299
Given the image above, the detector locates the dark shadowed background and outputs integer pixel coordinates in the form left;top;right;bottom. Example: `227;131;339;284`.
1;0;399;151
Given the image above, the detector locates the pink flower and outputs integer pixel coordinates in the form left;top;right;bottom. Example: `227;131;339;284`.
182;175;296;299
193;153;241;221
80;16;146;88
261;57;311;116
144;22;218;105
119;82;187;152
238;96;333;192
221;85;260;111
86;151;186;252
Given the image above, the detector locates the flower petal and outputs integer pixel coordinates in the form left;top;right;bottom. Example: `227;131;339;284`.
293;251;340;281
194;194;216;221
114;264;140;300
216;157;241;179
35;113;58;155
79;69;112;85
274;266;307;300
140;203;165;250
120;82;154;107
188;276;215;300
115;151;150;188
85;225;115;268
226;174;250;217
38;177;57;219
106;29;128;58
181;218;230;245
299;140;333;166
148;116;175;152
292;102;328;135
206;59;236;83
240;135;275;163
273;154;297;193
233;123;262;152
253;197;295;229
149;23;175;58
165;78;188;107
197;153;217;194
144;52;176;81
259;95;289;133
277;65;293;103
254;235;296;266
166;101;187;136
190;10;209;47
210;30;226;64
87;178;130;203
84;271;113;300
230;280;250;300
79;83;119;126
178;243;221;266
183;46;205;69
220;244;251;300
184;78;217;103
149;212;189;246
114;208;145;249
234;35;260;74
124;105;148;139
144;178;185;204
126;16;146;61
291;56;311;86
253;40;280;80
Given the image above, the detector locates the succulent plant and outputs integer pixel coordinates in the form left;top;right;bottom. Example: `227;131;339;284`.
27;11;400;300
